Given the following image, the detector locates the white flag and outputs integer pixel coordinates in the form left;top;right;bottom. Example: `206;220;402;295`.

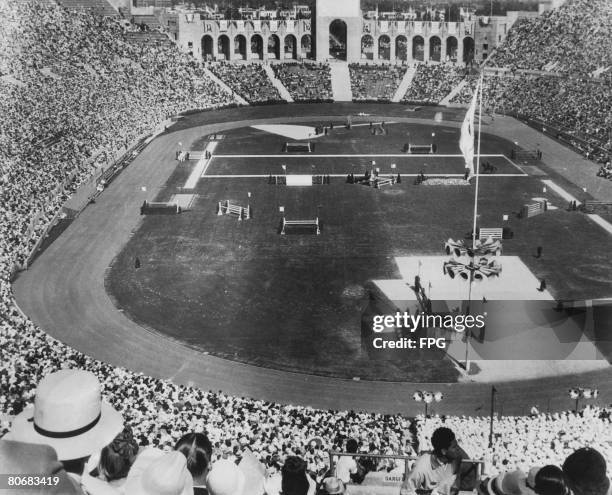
459;80;480;176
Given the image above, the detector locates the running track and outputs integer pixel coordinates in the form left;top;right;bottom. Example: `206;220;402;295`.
13;107;612;417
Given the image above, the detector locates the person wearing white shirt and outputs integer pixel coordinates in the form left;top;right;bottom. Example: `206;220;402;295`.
335;439;359;484
400;427;469;495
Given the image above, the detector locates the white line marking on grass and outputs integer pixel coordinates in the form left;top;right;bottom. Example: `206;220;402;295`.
586;215;612;235
541;180;612;236
541;179;581;205
500;155;529;174
214;153;509;159
183;142;218;189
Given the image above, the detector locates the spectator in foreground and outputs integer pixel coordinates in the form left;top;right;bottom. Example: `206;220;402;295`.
533;465;568;495
477;468;538;495
320;477;346;495
334;439;358;483
264;456;316;495
89;425;140;490
400;427;469;495
5;369;124;491
0;439;84;494
124;448;194;495
175;433;213;495
207;458;245;495
562;448;610;495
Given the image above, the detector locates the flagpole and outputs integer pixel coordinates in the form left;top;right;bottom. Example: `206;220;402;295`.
471;73;484;252
465;73;485;370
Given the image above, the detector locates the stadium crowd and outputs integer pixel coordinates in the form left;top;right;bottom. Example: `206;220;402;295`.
271;62;333;102
448;72;611;164
2;1;612;493
416;408;612;476
349;64;407;101
492;0;611;75
209;62;282;104
402;64;465;104
0;0;235;264
484;0;611;163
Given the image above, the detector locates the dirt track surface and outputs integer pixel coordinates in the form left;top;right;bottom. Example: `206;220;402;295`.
13;105;612;416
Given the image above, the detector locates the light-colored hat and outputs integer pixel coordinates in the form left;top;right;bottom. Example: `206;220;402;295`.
207;459;246;495
526;467;541;490
124;448;194;495
0;440;82;495
322;477;346;495
6;369;123;461
480;470;536;495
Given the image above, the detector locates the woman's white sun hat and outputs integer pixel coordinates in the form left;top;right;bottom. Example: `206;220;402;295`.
124;448;194;495
6;369;124;461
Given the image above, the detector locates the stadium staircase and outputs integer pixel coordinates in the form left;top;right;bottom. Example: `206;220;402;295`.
440;78;469;107
56;0;119;17
262;64;294;103
202;67;248;106
391;66;417;102
330;62;353;102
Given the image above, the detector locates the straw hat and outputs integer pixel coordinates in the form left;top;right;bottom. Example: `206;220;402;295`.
6;369;123;461
207;459;246;495
124;449;194;495
322;477;346;495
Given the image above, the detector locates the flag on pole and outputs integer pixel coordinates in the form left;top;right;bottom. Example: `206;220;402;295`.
459;79;480;176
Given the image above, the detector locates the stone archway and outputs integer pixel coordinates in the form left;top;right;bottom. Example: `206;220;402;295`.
234;35;247;60
395;35;408;62
463;37;475;64
329;19;347;60
301;34;312;59
284;34;297;59
429;36;441;62
268;34;280;59
446;36;458;62
251;34;264;60
412;35;424;62
218;35;230;61
378;35;391;61
361;34;374;60
201;35;214;61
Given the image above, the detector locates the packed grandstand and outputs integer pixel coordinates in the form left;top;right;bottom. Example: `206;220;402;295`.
1;0;612;493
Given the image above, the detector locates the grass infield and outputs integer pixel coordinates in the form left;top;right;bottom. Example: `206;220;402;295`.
106;122;612;381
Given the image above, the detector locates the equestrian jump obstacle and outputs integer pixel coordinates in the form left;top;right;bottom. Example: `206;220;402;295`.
280;217;320;235
374;176;395;188
188;151;204;160
510;148;541;164
404;143;435;154
520;199;547;219
478;228;504;240
580;201;612;215
349;170;398;189
283;142;313;153
268;175;330;186
217;200;251;221
141;200;181;215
